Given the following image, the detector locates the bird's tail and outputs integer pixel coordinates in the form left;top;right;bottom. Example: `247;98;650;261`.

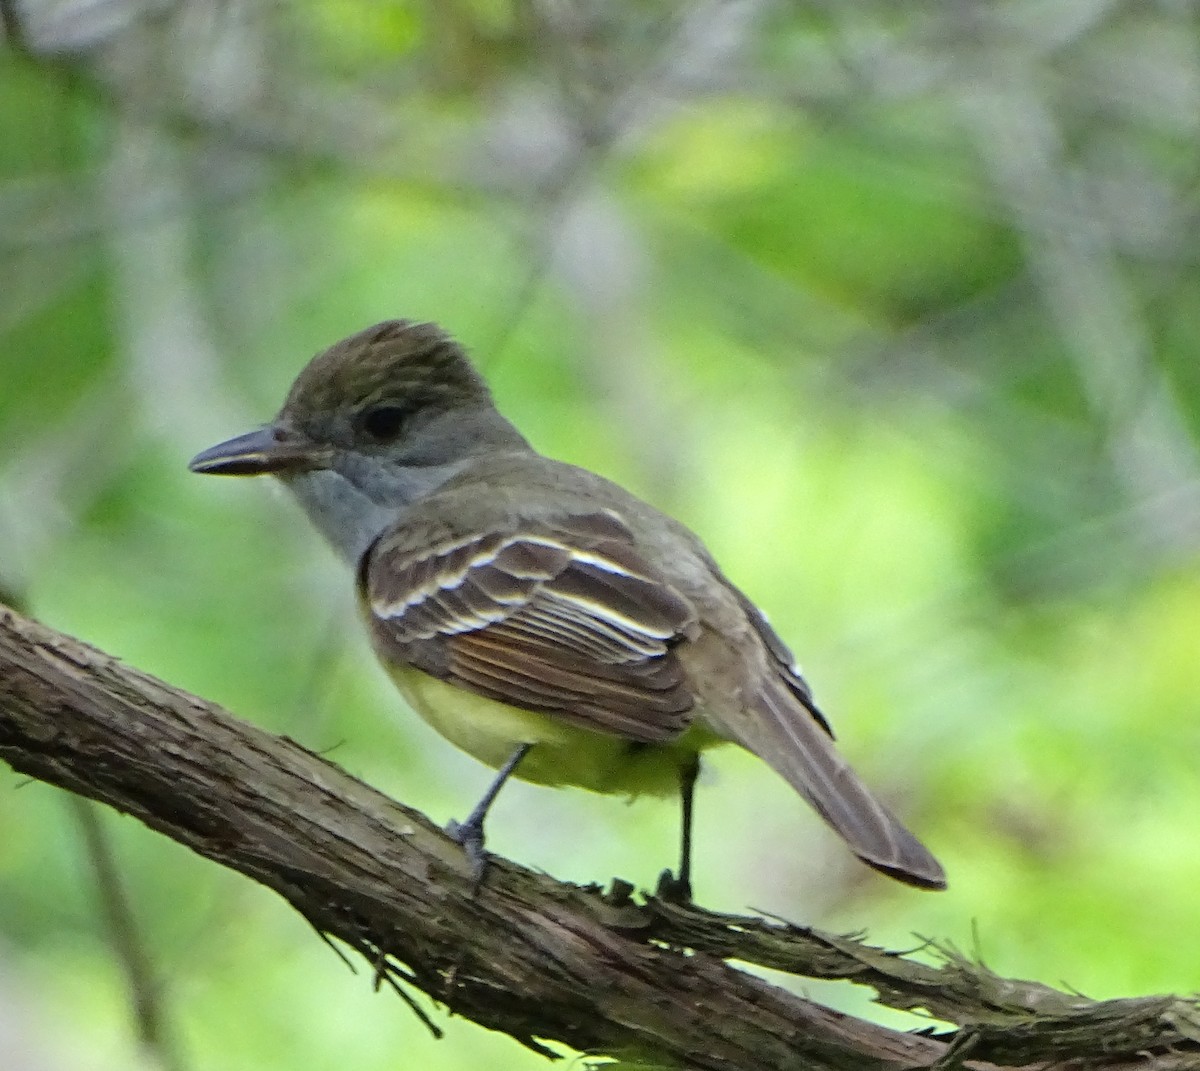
731;678;946;890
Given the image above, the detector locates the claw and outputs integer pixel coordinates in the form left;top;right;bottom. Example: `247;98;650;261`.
447;817;490;889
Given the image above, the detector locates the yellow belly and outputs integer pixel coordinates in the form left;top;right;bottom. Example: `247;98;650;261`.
384;664;723;799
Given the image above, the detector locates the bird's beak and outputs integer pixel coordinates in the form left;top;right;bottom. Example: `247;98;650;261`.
188;425;331;476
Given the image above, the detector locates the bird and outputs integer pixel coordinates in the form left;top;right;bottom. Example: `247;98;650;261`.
189;319;946;898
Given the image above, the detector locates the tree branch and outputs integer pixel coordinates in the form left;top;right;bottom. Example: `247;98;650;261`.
1;604;1197;1070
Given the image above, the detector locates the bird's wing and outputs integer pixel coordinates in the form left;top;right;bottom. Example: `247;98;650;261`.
361;509;698;743
727;587;834;735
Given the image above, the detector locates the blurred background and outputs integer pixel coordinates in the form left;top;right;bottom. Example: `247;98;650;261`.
2;1;1200;1068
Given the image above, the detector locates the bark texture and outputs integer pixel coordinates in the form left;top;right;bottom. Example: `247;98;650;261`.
1;604;1198;1070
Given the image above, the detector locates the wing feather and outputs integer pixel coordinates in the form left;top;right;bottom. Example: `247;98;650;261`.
362;511;698;742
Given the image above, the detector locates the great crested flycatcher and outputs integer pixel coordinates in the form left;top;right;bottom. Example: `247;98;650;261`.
190;320;945;896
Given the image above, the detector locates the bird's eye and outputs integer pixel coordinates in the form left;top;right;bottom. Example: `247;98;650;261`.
358;405;410;442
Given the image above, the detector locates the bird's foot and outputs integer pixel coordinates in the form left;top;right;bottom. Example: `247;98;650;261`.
446;816;489;892
654;868;693;904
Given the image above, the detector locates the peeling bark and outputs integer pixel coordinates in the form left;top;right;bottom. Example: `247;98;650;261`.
1;605;1198;1070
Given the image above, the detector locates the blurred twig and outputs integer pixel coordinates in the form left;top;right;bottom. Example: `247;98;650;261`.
1;0;27;53
70;797;188;1071
482;2;716;361
0;588;185;1071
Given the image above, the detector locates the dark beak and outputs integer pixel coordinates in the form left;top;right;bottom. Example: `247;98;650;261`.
188;425;331;476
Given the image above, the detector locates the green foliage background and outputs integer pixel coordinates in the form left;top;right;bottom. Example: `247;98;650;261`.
2;2;1199;1068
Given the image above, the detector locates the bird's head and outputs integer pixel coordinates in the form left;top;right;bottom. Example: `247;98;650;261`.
189;320;512;480
189;319;529;562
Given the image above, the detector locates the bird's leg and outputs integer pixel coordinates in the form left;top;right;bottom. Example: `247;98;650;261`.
656;753;700;903
447;742;532;886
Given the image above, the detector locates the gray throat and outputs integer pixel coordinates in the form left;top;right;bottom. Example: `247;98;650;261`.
278;458;470;566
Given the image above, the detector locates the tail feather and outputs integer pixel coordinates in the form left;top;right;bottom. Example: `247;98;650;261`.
737;680;946;890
